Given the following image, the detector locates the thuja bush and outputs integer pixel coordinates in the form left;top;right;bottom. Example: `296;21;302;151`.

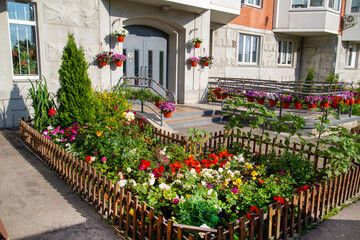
57;34;94;127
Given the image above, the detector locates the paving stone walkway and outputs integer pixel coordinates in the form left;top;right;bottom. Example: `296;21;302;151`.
0;130;122;240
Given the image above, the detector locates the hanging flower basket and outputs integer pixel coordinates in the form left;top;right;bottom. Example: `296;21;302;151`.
320;102;329;109
356;99;360;104
199;56;213;67
282;102;290;109
191;61;198;67
247;97;255;102
350;98;355;105
190;38;202;48
187;57;199;67
256;99;265;105
117;36;125;42
294;102;302;109
269;99;277;107
155;100;163;107
112;28;129;42
163;112;172;118
308;104;317;109
99;61;107;67
96;51;112;67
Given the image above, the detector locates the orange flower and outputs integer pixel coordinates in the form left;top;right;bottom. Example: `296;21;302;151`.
259;179;264;184
96;131;103;137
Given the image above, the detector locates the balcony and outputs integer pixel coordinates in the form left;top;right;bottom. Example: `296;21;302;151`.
125;0;240;24
274;0;341;35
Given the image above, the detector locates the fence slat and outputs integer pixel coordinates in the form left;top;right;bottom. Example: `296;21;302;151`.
132;196;139;240
157;213;164;240
125;191;132;236
148;207;155;240
166;219;173;240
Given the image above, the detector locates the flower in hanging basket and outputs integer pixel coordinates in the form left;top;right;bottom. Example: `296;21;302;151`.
111;53;126;66
267;93;280;101
112;27;129;37
279;94;293;103
190;37;202;48
187;57;200;67
159;101;176;113
304;95;319;105
253;91;267;100
293;95;305;103
96;51;112;63
199;56;213;67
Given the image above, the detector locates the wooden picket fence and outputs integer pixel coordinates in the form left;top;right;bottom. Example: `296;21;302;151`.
153;128;328;170
19;119;360;240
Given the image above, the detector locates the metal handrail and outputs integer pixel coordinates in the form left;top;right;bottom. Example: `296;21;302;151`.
118;76;176;126
208;77;355;119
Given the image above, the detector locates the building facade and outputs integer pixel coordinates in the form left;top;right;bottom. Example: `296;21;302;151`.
0;0;359;128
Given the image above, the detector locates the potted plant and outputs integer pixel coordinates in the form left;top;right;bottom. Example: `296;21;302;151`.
245;91;257;102
151;94;163;107
29;59;37;74
199;56;213;67
187;57;199;67
319;96;330;109
20;50;30;67
159;101;176;118
279;94;293;109
112;27;129;42
212;88;224;99
355;92;360;104
96;51;112;67
305;96;319;109
330;95;342;109
13;63;20;75
111;53;126;67
267;93;279;107
254;91;267;105
190;37;202;48
293;95;305;109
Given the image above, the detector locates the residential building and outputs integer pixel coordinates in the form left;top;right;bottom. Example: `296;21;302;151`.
0;0;359;128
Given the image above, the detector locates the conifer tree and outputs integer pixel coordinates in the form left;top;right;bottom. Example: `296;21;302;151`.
57;34;94;127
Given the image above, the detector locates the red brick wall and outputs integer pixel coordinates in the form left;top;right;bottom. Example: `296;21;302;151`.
230;0;274;30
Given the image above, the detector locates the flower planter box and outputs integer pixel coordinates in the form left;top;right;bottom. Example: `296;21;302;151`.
99;61;107;67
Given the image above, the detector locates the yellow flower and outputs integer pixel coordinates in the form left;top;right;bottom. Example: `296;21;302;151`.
233;178;242;186
129;208;134;216
96;131;103;137
252;177;256;180
224;181;229;186
186;194;190;199
251;171;258;177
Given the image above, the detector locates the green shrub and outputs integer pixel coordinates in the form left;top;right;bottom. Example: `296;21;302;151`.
57;34;94;127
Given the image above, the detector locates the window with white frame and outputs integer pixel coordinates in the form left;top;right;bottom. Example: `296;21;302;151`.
352;0;360;12
277;40;293;66
238;34;260;64
241;0;262;8
346;44;357;68
291;0;341;10
7;1;39;76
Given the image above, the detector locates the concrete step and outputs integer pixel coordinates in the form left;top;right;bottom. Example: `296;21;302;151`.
165;115;226;128
169;109;218;120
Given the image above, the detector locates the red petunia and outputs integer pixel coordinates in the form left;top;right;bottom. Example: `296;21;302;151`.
48;108;56;116
140;159;151;168
274;196;285;205
250;206;259;215
85;156;91;163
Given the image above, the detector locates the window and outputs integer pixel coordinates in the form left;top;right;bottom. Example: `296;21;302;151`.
241;0;262;8
292;0;341;10
352;0;360;12
278;40;293;65
346;44;357;68
7;1;39;77
238;34;259;64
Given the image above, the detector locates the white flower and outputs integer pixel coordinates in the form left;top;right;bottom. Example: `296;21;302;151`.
199;224;211;239
207;189;213;196
47;126;53;130
172;180;182;185
123;112;135;121
90;156;96;162
214;204;222;211
118;171;123;179
129;179;137;187
129;148;136;155
117;179;127;187
238;154;245;162
65;143;71;150
160;147;167;155
201;181;206;186
234;170;240;175
218;168;224;173
149;174;155;185
190;169;197;176
127;167;131;173
159;183;171;191
177;173;184;179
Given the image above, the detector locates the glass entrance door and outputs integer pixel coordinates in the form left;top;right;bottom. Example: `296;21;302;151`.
123;25;168;88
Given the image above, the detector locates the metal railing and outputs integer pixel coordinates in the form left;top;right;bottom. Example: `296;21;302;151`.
118;77;176;126
209;77;355;118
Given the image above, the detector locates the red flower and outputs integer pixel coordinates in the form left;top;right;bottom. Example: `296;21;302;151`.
140;159;151;168
250;206;259;215
85;156;91;163
48;108;56;116
274;196;285;204
296;185;309;194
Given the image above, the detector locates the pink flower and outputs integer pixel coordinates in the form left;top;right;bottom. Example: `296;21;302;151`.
231;187;238;194
60;130;65;134
43;130;49;135
45;135;51;139
70;135;76;141
114;105;119;110
94;151;99;155
139;167;145;171
173;198;179;204
101;157;106;162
